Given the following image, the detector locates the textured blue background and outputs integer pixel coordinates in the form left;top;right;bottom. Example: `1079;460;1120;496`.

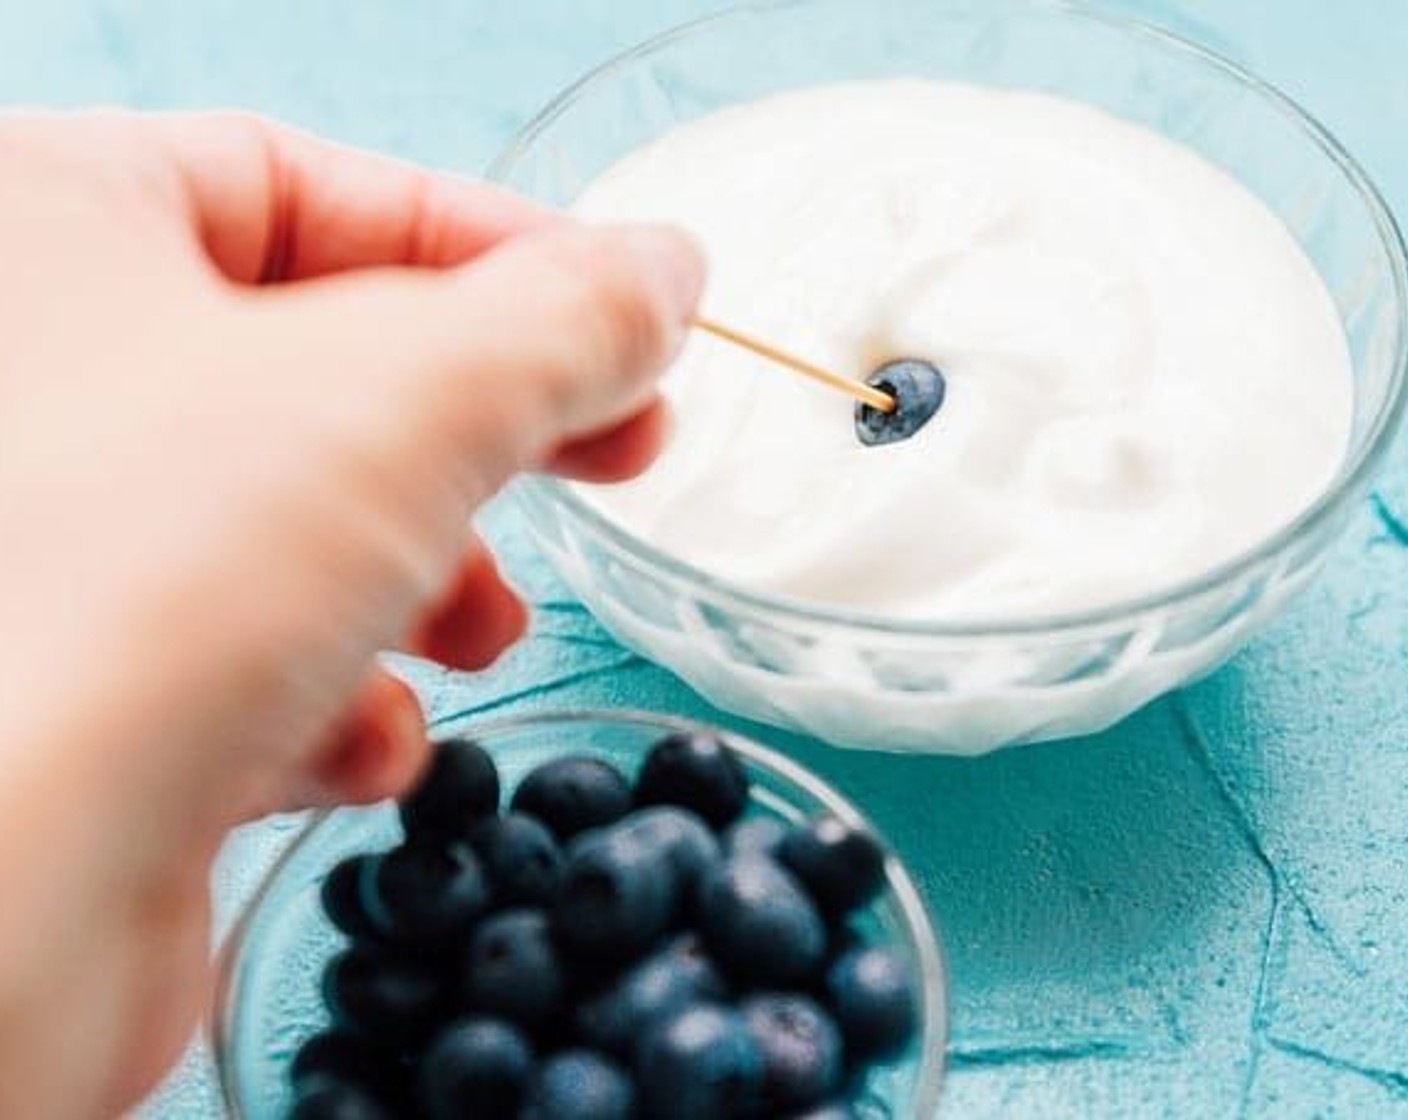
2;2;1406;1116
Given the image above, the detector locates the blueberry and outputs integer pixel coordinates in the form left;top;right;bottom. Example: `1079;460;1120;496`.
823;922;864;970
777;818;887;918
399;737;499;843
723;817;789;860
323;946;445;1041
635;1003;763;1120
553;827;678;962
292;1035;419;1115
854;359;946;447
360;842;489;943
288;1074;391;1120
520;1049;636;1120
616;806;722;893
320;855;382;943
782;1104;862;1120
417;1016;534;1119
511;755;633;840
462;909;566;1028
288;1039;412;1117
290;1031;391;1089
636;732;749;830
577;934;728;1058
741;993;843;1109
824;947;918;1061
696;856;826;988
469;812;563;907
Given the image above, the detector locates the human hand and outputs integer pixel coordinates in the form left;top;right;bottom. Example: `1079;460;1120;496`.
0;111;702;1117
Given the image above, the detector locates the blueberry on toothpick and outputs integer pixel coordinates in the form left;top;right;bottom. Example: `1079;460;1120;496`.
854;359;946;446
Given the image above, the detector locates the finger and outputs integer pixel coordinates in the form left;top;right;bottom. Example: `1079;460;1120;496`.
254;222;705;508
140;111;556;282
545;397;671;482
302;670;429;807
407;536;528;672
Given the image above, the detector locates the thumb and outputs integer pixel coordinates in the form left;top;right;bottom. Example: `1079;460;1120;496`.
251;221;705;505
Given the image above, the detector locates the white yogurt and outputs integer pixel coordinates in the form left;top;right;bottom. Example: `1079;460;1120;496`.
573;81;1353;622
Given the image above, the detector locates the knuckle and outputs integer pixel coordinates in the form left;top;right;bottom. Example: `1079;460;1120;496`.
207;109;279;150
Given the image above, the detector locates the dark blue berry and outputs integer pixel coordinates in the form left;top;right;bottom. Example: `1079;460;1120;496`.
462;909;566;1027
321;855;382;943
783;1104;862;1120
854;359;946;447
553;827;678;962
520;1049;636;1120
290;1036;415;1115
824;947;918;1061
399;738;499;843
636;1003;763;1120
511;755;633;840
616;806;722;893
741;993;843;1109
322;946;444;1041
469;812;562;906
361;842;488;943
723;816;789;860
823;923;864;970
417;1016;534;1120
635;732;749;829
290;1031;390;1089
697;856;826;987
288;1074;391;1120
576;934;728;1058
777;818;887;918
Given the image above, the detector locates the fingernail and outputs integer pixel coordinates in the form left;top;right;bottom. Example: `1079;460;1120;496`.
620;225;707;316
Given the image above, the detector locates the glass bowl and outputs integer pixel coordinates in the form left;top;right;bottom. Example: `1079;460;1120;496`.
212;710;947;1118
489;0;1408;755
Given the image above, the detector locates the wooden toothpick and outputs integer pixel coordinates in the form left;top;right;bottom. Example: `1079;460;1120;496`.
693;316;896;413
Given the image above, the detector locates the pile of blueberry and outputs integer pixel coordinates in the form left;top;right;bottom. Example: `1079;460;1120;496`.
288;730;920;1119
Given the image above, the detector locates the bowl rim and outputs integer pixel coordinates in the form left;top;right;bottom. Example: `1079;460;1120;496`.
489;0;1408;641
211;708;950;1117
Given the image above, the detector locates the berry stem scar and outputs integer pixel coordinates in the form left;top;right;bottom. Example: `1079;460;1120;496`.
692;315;897;413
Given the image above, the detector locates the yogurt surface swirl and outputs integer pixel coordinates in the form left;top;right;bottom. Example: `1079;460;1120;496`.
574;81;1353;621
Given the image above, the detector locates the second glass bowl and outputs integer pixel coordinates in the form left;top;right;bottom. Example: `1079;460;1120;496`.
492;0;1408;755
213;710;947;1118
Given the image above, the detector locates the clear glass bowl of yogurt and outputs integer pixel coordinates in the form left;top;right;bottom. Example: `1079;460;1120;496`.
490;0;1408;754
212;710;947;1117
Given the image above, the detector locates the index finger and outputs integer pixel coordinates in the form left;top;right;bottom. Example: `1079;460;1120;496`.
141;111;557;283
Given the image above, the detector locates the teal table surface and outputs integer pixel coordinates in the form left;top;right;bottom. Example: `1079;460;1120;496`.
3;1;1407;1116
